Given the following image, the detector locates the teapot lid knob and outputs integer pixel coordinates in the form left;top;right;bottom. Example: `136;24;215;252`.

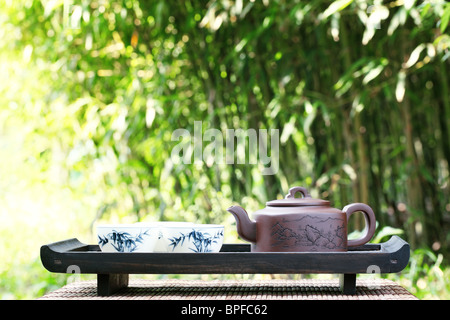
267;186;328;207
285;186;311;199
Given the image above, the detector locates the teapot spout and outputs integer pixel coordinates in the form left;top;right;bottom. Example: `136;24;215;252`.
227;205;257;243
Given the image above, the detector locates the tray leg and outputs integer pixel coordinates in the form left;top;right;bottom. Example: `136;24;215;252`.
339;274;356;295
97;274;129;296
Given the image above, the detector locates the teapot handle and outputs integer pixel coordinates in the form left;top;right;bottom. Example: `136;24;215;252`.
343;203;376;248
285;186;311;199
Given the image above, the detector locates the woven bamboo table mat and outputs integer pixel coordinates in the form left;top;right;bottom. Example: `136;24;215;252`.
39;278;417;300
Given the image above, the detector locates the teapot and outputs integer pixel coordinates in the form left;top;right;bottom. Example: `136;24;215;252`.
227;186;376;252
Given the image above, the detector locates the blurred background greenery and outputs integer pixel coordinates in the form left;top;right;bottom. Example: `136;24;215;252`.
0;0;449;299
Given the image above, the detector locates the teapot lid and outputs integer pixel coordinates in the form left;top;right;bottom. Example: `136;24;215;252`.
266;186;330;207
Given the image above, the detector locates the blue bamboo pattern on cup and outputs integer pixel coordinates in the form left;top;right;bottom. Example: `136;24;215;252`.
168;229;224;252
98;229;150;252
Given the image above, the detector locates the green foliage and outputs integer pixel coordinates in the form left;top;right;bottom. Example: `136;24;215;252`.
394;248;450;299
0;0;449;299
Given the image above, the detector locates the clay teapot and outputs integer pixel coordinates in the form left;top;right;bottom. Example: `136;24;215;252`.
227;186;376;252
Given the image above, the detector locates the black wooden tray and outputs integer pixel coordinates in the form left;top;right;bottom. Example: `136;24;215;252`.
40;236;409;296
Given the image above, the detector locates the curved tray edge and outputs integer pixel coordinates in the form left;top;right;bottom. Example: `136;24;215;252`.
42;238;87;252
40;238;87;273
383;236;410;273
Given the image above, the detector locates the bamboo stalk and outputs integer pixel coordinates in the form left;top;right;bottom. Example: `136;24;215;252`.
400;84;421;249
438;59;450;172
339;16;363;229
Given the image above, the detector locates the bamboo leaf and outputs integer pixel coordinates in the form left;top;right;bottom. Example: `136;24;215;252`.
403;44;426;68
373;226;404;244
362;5;389;44
334;57;372;96
302;102;316;138
426;43;436;58
43;0;65;18
434;34;450;57
362;64;385;84
322;0;353;20
440;4;450;33
342;164;357;181
362;28;375;46
396;70;406;102
388;7;407;35
404;0;416;11
280;116;297;144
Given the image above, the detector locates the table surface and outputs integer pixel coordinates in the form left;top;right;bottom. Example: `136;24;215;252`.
39;278;417;300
